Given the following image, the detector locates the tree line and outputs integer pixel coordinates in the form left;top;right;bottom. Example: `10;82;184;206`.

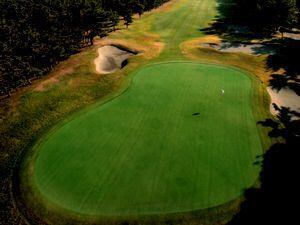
222;0;300;36
0;0;169;96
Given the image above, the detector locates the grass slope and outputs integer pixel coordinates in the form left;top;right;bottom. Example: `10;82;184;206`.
34;62;262;216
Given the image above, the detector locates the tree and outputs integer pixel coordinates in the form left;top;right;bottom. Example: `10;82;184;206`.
0;0;171;96
133;0;145;18
226;0;299;36
124;11;133;28
110;11;120;31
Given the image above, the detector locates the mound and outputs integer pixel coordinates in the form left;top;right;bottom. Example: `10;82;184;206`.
94;45;136;74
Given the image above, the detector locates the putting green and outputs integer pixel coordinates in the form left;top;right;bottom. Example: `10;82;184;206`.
33;62;262;216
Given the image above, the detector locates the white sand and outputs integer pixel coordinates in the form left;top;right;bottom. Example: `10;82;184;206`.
267;87;300;115
94;45;134;74
279;32;300;40
201;43;275;55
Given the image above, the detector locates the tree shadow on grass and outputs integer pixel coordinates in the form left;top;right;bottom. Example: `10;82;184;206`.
202;1;300;96
227;105;300;225
199;0;279;59
198;2;300;223
200;0;270;41
267;39;300;96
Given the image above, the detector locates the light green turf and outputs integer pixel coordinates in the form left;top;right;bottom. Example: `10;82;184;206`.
34;62;262;216
151;0;216;59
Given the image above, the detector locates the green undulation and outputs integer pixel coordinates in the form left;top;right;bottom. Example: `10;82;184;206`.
34;62;262;216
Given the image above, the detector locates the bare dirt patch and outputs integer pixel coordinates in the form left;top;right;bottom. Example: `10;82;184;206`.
34;67;74;91
33;54;83;92
151;0;182;13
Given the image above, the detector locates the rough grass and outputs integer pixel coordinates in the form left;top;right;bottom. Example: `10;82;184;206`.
180;38;273;83
0;0;273;224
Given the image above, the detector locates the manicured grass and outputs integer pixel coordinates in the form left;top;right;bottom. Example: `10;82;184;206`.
34;62;263;216
151;0;216;58
109;0;217;61
0;0;273;224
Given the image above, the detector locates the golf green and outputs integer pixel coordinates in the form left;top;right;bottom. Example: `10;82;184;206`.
33;62;262;216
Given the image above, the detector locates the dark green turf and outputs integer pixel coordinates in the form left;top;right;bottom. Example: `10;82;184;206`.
34;62;262;216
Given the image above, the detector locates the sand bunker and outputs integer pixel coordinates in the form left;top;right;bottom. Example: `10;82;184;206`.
201;42;275;55
276;32;300;40
94;45;137;74
267;87;300;116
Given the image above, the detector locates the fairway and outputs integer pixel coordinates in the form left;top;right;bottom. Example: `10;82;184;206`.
33;62;263;216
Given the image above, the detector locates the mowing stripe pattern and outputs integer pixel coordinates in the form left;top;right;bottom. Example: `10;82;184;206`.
34;63;262;216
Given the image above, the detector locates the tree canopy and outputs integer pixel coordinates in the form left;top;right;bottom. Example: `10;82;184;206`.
224;0;299;34
0;0;169;96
